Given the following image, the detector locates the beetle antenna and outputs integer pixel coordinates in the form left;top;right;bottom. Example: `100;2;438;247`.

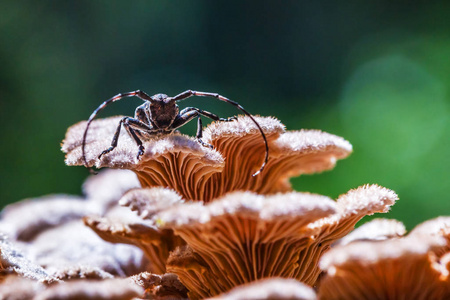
81;90;150;173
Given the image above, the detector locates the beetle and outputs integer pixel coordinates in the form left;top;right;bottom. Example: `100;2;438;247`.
82;90;269;176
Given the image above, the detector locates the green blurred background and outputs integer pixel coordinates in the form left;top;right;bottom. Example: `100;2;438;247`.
0;1;448;229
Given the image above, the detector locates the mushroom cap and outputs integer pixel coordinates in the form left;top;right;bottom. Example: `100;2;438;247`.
208;278;317;300
63;116;224;198
159;185;397;297
50;265;114;281
0;276;143;300
34;278;143;300
131;272;188;299
62;115;352;202
334;218;406;246
83;215;184;275
409;216;450;256
318;235;450;300
82;169;141;212
293;184;399;285
0;195;90;241
119;187;184;221
28;220;146;277
160;191;336;297
0;276;44;299
0;233;49;282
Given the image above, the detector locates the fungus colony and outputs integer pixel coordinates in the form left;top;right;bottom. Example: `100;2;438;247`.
0;115;449;299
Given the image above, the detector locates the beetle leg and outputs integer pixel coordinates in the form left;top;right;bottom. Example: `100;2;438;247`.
171;109;217;148
173;107;236;125
195;117;213;149
99;117;154;160
98;119;124;159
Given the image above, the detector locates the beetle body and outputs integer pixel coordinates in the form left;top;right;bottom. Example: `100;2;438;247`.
82;90;269;176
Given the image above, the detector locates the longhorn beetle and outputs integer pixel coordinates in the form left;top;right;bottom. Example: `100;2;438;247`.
81;90;269;176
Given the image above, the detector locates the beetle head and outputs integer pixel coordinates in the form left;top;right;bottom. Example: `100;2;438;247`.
151;93;173;103
149;94;178;129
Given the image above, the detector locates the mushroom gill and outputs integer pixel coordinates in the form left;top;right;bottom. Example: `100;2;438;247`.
317;235;450;300
83;216;184;275
296;184;399;285
62;115;352;202
158;190;336;298
157;184;397;298
84;187;186;274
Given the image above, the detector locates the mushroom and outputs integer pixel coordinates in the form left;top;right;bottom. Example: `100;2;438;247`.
131;272;188;299
84;216;184;275
62;116;352;202
286;184;398;285
409;216;450;257
82;169;141;213
84;187;186;274
34;278;143;300
0;172;149;279
0;271;143;300
317;235;450;300
0;276;44;299
155;185;397;298
208;277;317;300
0;195;90;242
333;218;406;247
0;233;49;282
160;190;336;298
34;221;146;278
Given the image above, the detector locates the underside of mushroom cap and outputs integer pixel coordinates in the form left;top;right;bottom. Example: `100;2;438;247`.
28;220;145;277
160;191;336;298
287;184;399;285
318;235;450;300
83;215;184;274
62;115;352;202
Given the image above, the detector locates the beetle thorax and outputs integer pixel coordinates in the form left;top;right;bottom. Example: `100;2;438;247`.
149;94;178;129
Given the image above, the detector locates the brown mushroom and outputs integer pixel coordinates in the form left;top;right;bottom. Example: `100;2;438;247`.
62;116;352;202
0;273;144;300
0;195;90;242
317;235;450;300
409;216;450;257
34;278;143;300
28;220;146;277
82;169;141;212
208;277;317;300
285;184;398;285
0;276;44;299
131;272;188;299
83;216;184;275
159;191;336;298
334;218;406;247
84;187;186;274
158;184;397;298
0;233;49;282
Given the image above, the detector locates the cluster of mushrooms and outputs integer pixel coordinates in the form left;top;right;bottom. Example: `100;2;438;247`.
1;115;449;299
